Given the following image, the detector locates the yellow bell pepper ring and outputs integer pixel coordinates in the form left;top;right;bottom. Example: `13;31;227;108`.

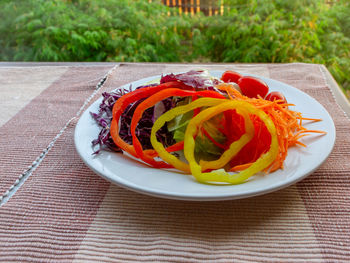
151;98;225;173
193;105;254;171
184;99;279;184
150;97;254;173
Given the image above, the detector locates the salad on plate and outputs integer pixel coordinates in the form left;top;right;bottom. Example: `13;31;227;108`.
90;70;326;185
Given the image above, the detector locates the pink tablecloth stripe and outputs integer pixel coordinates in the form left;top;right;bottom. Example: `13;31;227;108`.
0;120;110;262
0;63;349;262
0;66;113;194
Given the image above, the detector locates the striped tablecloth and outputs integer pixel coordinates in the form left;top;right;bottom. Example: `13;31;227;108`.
0;63;349;262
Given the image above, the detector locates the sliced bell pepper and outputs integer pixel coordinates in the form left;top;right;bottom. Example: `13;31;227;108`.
131;88;226;168
150;97;254;173
110;81;189;160
184;99;279;184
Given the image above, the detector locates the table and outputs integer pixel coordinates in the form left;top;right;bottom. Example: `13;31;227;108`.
1;62;350;262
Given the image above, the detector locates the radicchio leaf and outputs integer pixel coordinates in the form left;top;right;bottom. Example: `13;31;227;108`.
160;70;224;93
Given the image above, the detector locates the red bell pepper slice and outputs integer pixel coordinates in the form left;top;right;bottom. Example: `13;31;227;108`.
110;81;190;160
130;88;226;168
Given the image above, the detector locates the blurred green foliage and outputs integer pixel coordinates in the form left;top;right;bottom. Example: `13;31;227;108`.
0;0;349;93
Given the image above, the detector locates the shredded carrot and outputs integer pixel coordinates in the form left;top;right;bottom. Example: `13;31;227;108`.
300;117;323;122
230;162;253;171
216;83;326;173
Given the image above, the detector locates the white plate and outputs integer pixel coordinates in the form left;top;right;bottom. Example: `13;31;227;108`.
74;71;336;201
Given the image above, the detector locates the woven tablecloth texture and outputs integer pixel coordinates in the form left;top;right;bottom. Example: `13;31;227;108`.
0;63;349;262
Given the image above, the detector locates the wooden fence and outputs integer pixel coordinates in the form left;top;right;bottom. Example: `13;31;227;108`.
149;0;225;16
149;0;339;16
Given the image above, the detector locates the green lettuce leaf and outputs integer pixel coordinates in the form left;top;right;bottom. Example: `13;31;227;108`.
168;104;227;160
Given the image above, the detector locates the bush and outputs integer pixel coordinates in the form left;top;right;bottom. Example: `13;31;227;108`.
202;0;350;91
0;0;349;93
0;0;195;62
